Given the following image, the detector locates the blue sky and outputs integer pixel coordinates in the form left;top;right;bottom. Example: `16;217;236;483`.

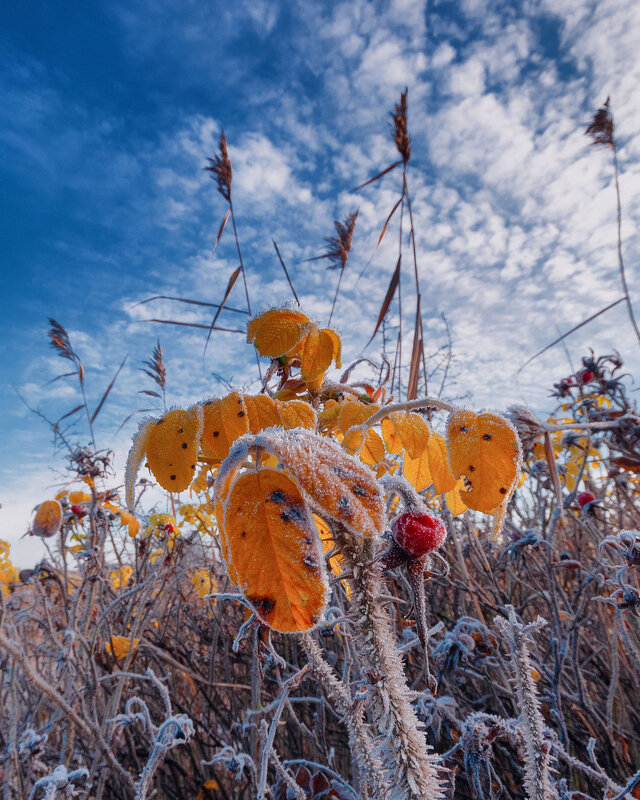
2;0;640;564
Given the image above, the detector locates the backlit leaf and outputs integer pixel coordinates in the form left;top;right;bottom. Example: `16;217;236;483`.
445;479;467;517
219;468;327;632
381;416;403;454
244;394;281;433
276;399;317;430
428;431;457;494
300;325;335;383
389;411;430;458
338;401;379;434
321;328;342;369
403;449;432;492
247;309;310;358
447;410;521;514
32;500;63;538
360;429;386;465
106;635;139;661
146;406;204;492
201;392;250;461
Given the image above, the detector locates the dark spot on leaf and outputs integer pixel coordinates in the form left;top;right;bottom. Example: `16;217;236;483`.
156;419;164;425
238;411;245;417
191;464;195;469
241;531;246;538
270;490;286;503
213;431;220;437
500;487;507;494
338;496;352;516
182;442;187;449
248;595;276;622
469;465;475;471
460;425;468;432
178;428;183;434
170;475;176;481
483;433;492;441
351;484;367;497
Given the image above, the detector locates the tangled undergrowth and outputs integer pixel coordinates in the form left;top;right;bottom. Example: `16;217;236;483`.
1;94;639;800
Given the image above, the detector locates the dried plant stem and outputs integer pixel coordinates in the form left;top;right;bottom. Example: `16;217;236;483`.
612;147;640;348
337;530;447;800
495;608;558;800
299;632;387;799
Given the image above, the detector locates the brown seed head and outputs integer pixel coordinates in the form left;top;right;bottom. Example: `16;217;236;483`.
205;131;233;202
392;88;411;165
585;97;615;148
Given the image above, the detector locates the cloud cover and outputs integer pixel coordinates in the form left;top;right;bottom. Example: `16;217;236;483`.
1;0;640;562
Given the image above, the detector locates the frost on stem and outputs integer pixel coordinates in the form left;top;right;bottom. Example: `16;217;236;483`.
495;607;558;800
335;525;448;800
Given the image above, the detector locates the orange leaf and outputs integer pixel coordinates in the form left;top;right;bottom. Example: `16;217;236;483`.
276;399;317;430
247;309;310;358
321;328;342;369
427;431;457;494
218;468;327;632
32;500;63;538
389;411;430;458
106;635;139;660
300;325;335;383
445;479;467;516
201;392;250;461
360;429;386;465
145;406;204;492
244;394;281;433
254;430;385;538
403;449;431;492
381;416;403;454
338;401;379;434
447;410;521;514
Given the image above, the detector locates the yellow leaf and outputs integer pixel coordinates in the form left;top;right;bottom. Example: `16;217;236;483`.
321;327;342;369
146;406;204;493
276;399;317;430
389;412;430;458
192;568;217;600
106;635;139;660
428;431;457;494
445;479;467;516
32;500;63;538
360;429;386;465
68;491;91;504
403;449;431;492
314;513;351;599
244;394;281;433
247;309;310;358
218;468;327;632
338;401;379;434
253;430;385;538
447;410;521;514
381;416;403;454
201;392;249;461
110;565;133;589
300;324;335;383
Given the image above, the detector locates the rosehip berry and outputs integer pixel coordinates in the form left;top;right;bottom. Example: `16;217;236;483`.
577;491;596;508
164;523;175;534
391;512;447;559
70;504;84;516
578;369;595;385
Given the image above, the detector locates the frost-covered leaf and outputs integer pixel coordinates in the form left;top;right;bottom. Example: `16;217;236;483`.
145;406;204;492
32;500;63;538
218;468;327;632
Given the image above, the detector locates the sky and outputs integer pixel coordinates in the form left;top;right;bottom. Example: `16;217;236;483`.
2;0;640;564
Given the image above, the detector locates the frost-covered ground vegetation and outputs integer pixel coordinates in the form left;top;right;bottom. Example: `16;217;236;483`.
1;95;640;800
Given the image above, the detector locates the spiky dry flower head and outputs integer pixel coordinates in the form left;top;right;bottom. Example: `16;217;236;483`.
324;211;358;272
205;131;233;202
586;97;615;148
392;88;411;165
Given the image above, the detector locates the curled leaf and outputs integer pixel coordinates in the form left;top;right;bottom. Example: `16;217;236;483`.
32;500;63;538
145;406;204;492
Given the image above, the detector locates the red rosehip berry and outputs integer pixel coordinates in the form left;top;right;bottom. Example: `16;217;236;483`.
164;523;175;534
577;491;596;508
391;512;447;559
70;504;84;516
578;369;595;385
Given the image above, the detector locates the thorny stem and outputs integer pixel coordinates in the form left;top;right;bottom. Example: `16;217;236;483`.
495;608;558;800
299;632;387;799
336;529;447;800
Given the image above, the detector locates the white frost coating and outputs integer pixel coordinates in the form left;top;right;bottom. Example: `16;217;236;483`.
125;417;156;510
213;435;330;633
495;607;558;800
